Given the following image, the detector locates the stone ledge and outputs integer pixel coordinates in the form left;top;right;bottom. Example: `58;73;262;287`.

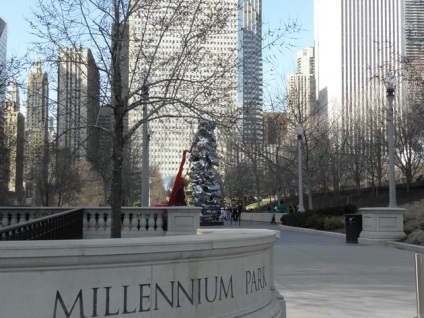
279;225;346;239
0;229;277;269
279;224;424;254
386;240;424;253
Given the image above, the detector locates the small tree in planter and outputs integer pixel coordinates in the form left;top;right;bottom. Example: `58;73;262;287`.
189;119;222;222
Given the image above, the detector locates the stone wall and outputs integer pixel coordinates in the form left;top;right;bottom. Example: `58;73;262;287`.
0;229;285;318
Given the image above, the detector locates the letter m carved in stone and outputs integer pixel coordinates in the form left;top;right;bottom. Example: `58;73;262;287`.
53;290;87;318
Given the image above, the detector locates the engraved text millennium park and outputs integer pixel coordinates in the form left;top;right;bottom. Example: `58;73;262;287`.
53;267;267;317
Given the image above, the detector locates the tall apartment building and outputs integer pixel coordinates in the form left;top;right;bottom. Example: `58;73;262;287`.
314;0;404;126
0;17;7;203
239;0;263;143
25;59;49;204
288;47;316;120
57;48;100;162
0;17;6;106
405;0;424;61
297;47;315;75
4;82;24;204
129;0;262;178
404;1;424;108
96;105;114;203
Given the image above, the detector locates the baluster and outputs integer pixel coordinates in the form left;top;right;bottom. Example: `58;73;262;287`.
147;213;155;231
97;212;105;231
156;213;163;233
122;212;130;231
83;211;89;231
88;213;97;231
18;212;28;224
139;212;147;231
2;212;9;227
28;211;35;221
105;211;111;231
10;212;18;226
130;212;139;231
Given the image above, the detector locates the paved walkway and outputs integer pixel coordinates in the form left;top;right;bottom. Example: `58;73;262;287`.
211;221;418;318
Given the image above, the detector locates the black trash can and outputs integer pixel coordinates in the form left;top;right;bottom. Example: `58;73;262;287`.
345;214;362;243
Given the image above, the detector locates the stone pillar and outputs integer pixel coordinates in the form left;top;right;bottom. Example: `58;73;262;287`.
358;207;406;246
166;206;201;236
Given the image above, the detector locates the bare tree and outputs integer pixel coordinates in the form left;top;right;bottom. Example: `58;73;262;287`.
28;0;299;237
286;77;333;209
362;92;387;196
394;70;424;192
223;159;254;209
344;110;367;195
149;166;167;205
28;0;238;236
53;148;84;206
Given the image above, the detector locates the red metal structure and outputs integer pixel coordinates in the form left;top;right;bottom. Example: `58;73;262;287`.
167;147;192;206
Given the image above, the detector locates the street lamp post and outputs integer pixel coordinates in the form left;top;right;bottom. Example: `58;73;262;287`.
384;72;397;208
141;70;152;207
296;124;305;212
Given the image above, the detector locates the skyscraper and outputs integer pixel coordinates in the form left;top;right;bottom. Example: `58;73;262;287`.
0;17;7;204
238;0;263;143
5;82;24;204
129;0;262;178
0;17;6;102
25;59;49;204
57;48;100;161
405;0;424;60
314;0;404;125
288;47;316;120
403;1;424;110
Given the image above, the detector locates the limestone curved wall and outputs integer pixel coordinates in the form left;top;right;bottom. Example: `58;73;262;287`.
0;229;284;318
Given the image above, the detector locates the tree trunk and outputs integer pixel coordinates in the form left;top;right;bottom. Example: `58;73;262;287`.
103;178;109;206
110;114;124;238
307;182;313;210
406;170;412;194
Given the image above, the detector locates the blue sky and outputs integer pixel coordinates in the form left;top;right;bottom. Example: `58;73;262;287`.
263;0;314;71
1;0;314;89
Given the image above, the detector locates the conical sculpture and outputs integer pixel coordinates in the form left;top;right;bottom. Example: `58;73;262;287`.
189;119;222;222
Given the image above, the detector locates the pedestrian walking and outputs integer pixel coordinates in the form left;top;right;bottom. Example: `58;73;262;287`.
270;211;276;224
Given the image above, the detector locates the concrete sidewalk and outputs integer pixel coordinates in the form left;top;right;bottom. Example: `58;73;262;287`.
213;221;418;318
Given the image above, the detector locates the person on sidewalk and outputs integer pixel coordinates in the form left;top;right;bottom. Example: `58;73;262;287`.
277;200;286;213
270;211;276;224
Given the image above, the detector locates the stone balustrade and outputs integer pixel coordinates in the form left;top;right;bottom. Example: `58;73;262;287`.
83;207;167;238
0;206;202;239
0;207;67;228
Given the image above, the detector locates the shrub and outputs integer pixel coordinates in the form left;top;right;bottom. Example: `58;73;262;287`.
406;230;424;245
404;209;424;235
281;212;344;231
280;212;311;227
304;214;321;228
322;216;344;230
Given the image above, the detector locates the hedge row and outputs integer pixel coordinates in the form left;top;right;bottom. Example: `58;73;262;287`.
280;204;357;230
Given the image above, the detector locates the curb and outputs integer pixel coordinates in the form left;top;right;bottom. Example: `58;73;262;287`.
279;225;424;254
387;241;424;254
278;225;346;239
